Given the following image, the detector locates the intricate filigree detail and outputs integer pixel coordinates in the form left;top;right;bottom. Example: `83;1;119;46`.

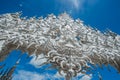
0;12;120;80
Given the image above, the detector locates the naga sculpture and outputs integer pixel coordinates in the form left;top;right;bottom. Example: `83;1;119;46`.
0;12;120;80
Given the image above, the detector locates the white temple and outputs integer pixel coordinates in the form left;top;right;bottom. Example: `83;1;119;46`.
0;12;120;80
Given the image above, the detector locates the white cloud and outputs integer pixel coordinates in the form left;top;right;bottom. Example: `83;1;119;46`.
70;0;80;10
80;75;92;80
12;69;92;80
73;73;92;80
29;54;47;68
59;0;99;14
13;70;64;80
13;70;44;80
60;0;82;11
70;0;98;10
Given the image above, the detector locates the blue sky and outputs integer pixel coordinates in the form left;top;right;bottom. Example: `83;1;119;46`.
0;0;120;33
0;0;120;80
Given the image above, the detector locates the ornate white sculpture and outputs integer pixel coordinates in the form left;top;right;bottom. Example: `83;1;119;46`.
0;12;120;80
